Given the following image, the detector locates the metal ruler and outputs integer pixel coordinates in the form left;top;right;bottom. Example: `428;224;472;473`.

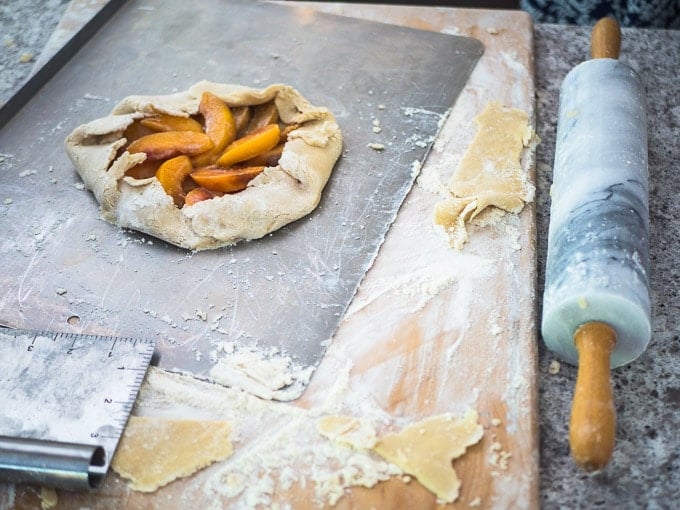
0;328;155;490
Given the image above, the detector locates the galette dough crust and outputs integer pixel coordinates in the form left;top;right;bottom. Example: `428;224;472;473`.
65;81;343;250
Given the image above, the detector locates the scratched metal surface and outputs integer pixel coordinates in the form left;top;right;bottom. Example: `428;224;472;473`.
0;0;482;399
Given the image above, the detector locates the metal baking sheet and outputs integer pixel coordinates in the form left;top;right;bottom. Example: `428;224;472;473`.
0;0;483;399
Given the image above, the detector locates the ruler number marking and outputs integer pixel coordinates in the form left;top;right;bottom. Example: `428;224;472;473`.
67;336;78;355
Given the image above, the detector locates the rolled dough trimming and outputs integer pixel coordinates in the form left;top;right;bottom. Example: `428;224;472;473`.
433;101;536;249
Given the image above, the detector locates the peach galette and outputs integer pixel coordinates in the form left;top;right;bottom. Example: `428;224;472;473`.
66;82;342;250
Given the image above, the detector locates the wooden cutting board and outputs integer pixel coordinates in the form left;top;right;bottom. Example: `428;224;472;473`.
296;5;539;509
7;4;536;509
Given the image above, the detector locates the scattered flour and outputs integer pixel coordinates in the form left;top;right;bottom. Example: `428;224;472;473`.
131;357;403;508
128;363;485;508
208;342;313;401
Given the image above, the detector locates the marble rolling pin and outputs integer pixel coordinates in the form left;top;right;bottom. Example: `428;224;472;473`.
542;18;651;472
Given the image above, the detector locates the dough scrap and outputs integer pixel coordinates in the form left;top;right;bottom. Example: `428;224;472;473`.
38;487;58;510
434;101;536;249
65;81;343;250
317;415;378;449
373;409;483;503
111;416;233;492
208;343;312;401
317;409;483;503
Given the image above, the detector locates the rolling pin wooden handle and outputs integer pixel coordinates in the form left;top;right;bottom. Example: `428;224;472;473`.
591;17;621;59
569;322;617;472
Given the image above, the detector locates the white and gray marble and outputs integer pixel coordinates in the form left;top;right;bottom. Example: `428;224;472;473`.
543;57;651;368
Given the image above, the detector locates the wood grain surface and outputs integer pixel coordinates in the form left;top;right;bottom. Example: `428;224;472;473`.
296;5;538;508
6;4;537;509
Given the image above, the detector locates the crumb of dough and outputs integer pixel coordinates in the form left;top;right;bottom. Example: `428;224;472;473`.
19;52;34;63
469;496;482;507
39;487;58;510
111;416;233;492
367;142;385;151
433;101;538;250
490;418;502;427
208;345;309;400
372;409;483;503
317;415;378;449
548;360;561;375
488;441;512;471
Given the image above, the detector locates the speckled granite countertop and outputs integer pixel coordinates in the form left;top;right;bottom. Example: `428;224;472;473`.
0;0;70;104
1;2;679;508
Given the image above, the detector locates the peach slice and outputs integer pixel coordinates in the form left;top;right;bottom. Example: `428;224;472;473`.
190;166;265;193
245;102;279;135
279;123;299;144
117;120;155;156
232;106;252;136
242;144;284;167
184;187;224;207
216;124;280;168
155;155;193;207
140;114;203;133
125;159;161;179
128;131;213;161
192;92;237;167
123;120;154;142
